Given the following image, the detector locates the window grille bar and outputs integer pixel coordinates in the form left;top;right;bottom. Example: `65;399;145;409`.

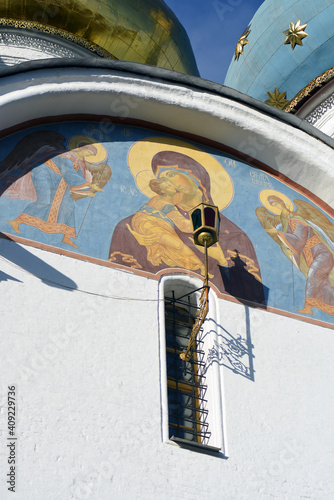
165;292;211;445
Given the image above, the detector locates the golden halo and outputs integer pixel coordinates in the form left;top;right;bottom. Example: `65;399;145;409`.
68;135;107;163
259;189;294;215
128;137;234;210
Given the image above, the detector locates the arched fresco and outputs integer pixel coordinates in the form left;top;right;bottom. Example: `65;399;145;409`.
0;122;333;325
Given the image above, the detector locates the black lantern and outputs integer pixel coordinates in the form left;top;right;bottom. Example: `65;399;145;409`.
189;203;220;248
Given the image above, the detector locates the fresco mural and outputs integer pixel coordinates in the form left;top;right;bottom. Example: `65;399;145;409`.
109;138;264;304
0;131;111;249
0;122;333;325
256;190;334;316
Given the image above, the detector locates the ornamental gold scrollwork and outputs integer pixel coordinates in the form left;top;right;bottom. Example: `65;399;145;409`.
0;18;117;59
285;67;334;112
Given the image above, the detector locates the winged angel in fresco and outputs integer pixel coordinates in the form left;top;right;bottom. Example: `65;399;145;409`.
0;131;111;248
256;189;334;316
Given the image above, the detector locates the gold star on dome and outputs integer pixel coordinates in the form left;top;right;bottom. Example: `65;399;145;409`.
265;88;290;110
234;25;251;61
283;19;308;49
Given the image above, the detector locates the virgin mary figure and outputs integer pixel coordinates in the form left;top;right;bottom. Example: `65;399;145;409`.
109;138;264;304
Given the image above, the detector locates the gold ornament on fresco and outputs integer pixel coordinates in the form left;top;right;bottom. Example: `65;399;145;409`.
128;137;234;211
265;88;290;110
234;25;251;61
283;19;308;50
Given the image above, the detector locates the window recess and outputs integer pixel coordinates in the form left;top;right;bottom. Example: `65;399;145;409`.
165;293;210;445
160;277;224;454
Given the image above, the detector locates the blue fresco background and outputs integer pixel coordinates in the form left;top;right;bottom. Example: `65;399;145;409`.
0;121;332;324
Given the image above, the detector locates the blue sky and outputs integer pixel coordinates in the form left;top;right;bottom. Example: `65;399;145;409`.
165;0;264;84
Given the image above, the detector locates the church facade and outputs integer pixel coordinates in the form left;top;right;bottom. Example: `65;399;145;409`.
0;1;334;498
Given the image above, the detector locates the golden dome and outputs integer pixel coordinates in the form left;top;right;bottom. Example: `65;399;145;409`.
0;0;199;76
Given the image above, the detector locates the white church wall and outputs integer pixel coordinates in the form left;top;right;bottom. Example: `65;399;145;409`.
0;60;333;499
0;238;161;499
220;300;334;499
1;237;333;499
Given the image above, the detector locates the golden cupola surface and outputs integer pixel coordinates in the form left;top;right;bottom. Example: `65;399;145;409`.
0;0;199;76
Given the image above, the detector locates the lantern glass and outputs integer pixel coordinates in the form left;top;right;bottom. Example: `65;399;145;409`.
191;208;202;231
189;203;220;248
204;206;215;228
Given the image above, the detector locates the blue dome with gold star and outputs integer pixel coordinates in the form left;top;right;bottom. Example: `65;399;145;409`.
224;0;334;111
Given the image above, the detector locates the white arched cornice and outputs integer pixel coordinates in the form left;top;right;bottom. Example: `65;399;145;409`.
0;59;333;210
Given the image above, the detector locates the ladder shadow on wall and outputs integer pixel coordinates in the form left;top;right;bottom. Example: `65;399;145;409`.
0;233;78;290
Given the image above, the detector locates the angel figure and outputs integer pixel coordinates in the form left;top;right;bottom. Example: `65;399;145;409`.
1;131;111;248
256;190;334;316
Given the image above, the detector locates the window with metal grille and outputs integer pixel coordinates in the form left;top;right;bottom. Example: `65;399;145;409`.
165;290;210;446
